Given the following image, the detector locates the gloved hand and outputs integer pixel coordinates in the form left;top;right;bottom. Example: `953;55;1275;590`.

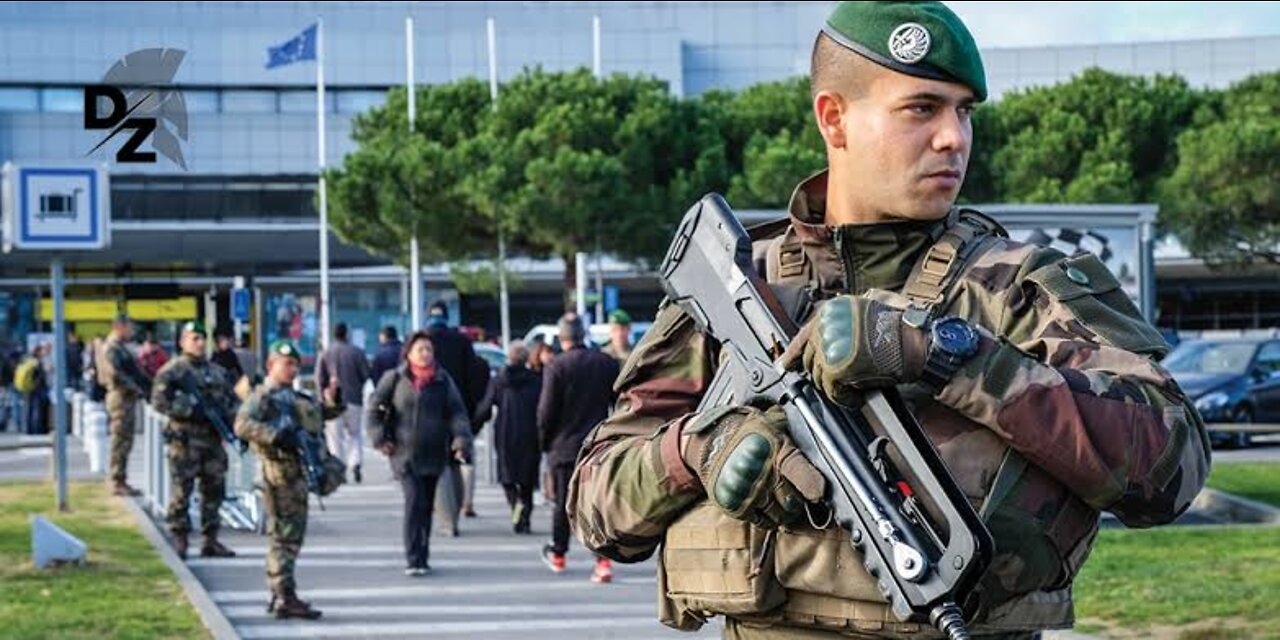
781;294;929;405
683;405;825;529
272;428;298;450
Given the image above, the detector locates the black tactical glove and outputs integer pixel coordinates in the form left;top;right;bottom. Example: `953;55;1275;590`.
782;294;928;406
682;405;825;529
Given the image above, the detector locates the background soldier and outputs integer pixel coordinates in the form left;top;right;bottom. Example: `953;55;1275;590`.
569;2;1211;638
150;321;239;560
96;313;152;496
234;340;339;620
601;309;633;365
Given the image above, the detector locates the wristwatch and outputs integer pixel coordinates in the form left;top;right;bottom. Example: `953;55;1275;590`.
920;316;980;393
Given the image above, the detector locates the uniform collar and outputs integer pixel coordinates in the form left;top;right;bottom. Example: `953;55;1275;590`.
181;353;207;365
785;169;952;296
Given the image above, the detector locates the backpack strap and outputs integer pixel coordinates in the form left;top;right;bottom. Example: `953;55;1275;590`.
901;208;1008;325
755;221;818;325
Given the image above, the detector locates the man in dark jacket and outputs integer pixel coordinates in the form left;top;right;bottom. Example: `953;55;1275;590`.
537;312;620;583
211;332;244;382
316;322;371;482
370;326;402;386
474;342;542;534
425;302;486;527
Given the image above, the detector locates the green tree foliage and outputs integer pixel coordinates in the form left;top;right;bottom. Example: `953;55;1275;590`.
1159;72;1280;265
983;68;1201;204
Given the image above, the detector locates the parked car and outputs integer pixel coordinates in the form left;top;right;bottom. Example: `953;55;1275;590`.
1162;337;1280;448
472;342;506;374
523;321;651;352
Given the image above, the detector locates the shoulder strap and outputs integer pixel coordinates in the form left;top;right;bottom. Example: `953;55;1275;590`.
764;228;817;324
902;208;1008;323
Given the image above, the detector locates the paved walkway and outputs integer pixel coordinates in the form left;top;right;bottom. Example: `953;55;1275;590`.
190;445;719;639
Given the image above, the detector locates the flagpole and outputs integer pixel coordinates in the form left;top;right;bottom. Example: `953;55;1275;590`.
407;16;422;332
488;16;510;350
316;17;331;354
592;14;604;324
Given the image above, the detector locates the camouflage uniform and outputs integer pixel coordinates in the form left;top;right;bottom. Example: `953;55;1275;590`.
602;342;632;366
569;171;1211;638
234;380;338;598
97;334;148;485
151;353;237;539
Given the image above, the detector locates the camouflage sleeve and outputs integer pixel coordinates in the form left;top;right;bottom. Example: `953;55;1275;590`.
234;391;276;446
109;345;144;394
150;363;180;418
568;301;718;562
936;247;1211;528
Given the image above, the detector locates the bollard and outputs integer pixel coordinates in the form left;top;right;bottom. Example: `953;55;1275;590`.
85;407;108;474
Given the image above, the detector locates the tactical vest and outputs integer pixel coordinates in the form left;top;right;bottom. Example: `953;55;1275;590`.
658;208;1092;637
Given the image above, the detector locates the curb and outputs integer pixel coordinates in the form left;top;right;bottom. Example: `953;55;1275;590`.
1192;488;1280;525
120;496;240;640
0;437;52;451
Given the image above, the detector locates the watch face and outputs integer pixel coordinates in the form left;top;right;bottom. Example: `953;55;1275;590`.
935;318;978;355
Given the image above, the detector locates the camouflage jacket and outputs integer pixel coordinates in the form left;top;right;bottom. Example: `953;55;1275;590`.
569;171;1211;635
97;335;148;396
602;342;633;366
234;380;340;487
150;353;238;441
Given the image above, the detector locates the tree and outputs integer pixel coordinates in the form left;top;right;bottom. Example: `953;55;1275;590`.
1159;72;1280;265
325;80;493;266
984;68;1201;204
458;69;703;305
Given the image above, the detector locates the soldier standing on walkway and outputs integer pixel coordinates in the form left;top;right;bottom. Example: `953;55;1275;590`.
151;321;239;560
235;340;340;620
96;313;152;496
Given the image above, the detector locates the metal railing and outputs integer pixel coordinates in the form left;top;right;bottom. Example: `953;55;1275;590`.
140;403;264;533
1204;422;1280;433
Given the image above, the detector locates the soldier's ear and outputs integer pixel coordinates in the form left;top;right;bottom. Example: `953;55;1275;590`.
813;90;848;149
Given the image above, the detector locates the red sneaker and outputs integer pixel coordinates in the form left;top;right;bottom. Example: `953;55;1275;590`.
541;543;566;574
591;558;613;584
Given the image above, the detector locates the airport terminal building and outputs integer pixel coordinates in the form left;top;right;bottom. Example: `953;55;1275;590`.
2;1;1278;356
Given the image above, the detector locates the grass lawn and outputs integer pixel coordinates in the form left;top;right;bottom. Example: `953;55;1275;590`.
0;481;209;640
1073;460;1280;640
1205;462;1280;507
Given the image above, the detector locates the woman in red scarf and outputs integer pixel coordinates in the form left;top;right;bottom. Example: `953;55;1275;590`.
366;331;472;576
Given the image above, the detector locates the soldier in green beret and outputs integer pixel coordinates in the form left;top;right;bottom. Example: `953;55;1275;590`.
602;308;634;365
570;2;1210;639
234;340;341;620
151;320;239;560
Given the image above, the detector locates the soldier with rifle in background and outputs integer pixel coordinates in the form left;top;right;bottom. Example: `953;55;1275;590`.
235;340;345;620
97;312;153;496
151;321;242;560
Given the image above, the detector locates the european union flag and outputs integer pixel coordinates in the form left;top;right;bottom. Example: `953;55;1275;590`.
266;24;317;69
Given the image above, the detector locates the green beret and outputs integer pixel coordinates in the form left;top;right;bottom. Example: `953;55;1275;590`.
608;309;631;325
823;1;987;101
180;321;206;337
269;340;301;362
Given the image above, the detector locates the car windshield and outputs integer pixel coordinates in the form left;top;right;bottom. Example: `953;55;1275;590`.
1162;341;1256;375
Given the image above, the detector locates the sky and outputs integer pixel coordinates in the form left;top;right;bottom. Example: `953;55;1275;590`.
946;1;1280;48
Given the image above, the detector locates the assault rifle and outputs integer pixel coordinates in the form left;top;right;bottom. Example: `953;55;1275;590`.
659;194;993;640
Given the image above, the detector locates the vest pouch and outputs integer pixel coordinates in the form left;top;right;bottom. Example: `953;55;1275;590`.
660;500;785;621
772;523;930;635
